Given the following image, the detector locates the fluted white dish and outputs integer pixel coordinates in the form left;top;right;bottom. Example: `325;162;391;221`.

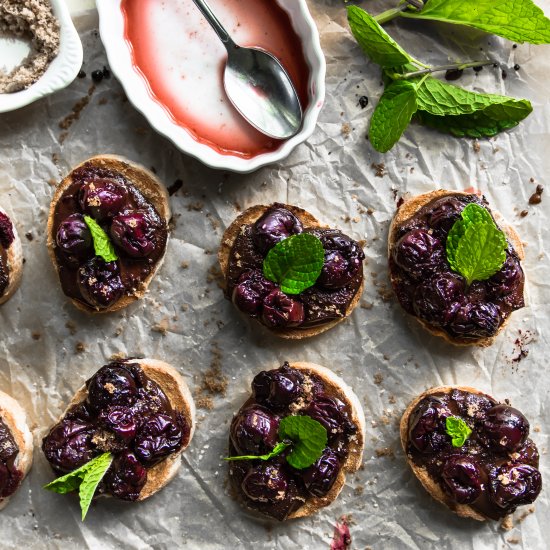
0;0;83;113
96;0;326;173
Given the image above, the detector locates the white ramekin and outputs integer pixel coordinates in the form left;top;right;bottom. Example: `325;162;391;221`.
96;0;326;173
0;0;83;113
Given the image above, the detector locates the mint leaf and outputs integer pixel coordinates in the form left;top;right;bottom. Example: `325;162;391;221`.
278;415;327;470
347;5;415;67
44;452;113;520
83;216;118;263
224;441;290;462
263;233;324;295
445;416;473;447
369;80;418;152
400;0;550;44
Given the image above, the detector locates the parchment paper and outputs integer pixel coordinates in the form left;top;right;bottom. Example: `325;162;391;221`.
0;1;549;548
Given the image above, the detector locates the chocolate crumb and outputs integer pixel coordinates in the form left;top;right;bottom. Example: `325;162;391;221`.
151;318;170;335
528;184;544;205
168;179;184;196
58;85;96;132
519;210;528;217
75;342;86;353
25;232;34;241
371;162;386;178
31;332;41;341
373;373;384;385
181;261;189;269
65;320;77;335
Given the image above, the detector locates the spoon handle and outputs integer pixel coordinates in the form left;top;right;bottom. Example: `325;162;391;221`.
191;0;235;48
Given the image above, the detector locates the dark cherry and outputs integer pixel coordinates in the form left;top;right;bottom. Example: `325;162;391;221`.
252;206;303;254
449;390;495;421
0;466;21;498
301;448;340;497
251;363;304;410
0;257;8;297
489;464;542;510
241;463;290;502
408;398;452;453
448;302;500;338
261;289;305;328
0;464;9;495
512;439;540;467
42;420;96;473
99;406;137;442
56;213;92;256
79;179;128;220
105;450;148;501
426;198;464;236
488;254;523;297
133;413;185;466
0;419;18;463
77;257;125;309
413;273;464;326
230;405;280;455
317;233;365;289
110;211;156;258
393;229;445;280
305;394;352;443
86;364;138;413
481;405;529;453
232;269;276;317
0;212;15;249
64;402;94;423
441;456;483;504
132;381;172;419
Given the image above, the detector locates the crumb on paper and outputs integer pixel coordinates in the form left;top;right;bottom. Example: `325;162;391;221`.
341;122;352;137
194;343;228;410
371;162;386;178
75;342;85;354
375;447;395;459
500;515;514;531
473;140;481;153
373;373;384;385
151;318;170;335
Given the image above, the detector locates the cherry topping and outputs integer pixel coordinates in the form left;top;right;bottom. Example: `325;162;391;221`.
99;406;137;442
79;179;128;220
77;258;125;309
393;229;445;280
301;448;340;497
87;364;138;413
261;289;305;328
105;450;148;501
230;405;280;455
232;269;276;317
317;232;365;289
0;212;15;249
241;463;290;502
489;464;542;511
441;456;483;504
252;206;303;254
251;363;304;410
448;302;500;338
481;405;529;453
413;273;464;326
408;398;452;454
56;213;92;256
110;211;157;258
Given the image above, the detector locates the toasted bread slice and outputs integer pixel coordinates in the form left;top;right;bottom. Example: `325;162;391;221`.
46;155;171;314
60;358;195;501
0;207;23;306
232;361;365;520
388;190;525;347
0;391;33;510
219;205;365;339
401;385;503;521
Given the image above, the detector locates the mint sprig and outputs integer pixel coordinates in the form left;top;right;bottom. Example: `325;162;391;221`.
263;233;324;295
445;416;473;447
225;415;328;470
84;215;118;263
446;203;507;286
44;452;113;520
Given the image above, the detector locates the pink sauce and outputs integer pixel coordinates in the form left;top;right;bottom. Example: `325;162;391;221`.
122;0;310;158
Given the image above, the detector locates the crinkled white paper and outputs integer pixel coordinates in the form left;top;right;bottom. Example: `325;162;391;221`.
0;2;548;548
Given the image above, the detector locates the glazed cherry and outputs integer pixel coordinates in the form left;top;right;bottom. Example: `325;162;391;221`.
230;406;280;455
87;364;138;413
0;464;9;495
488;255;523;298
0;212;14;249
450;390;494;421
490;464;542;510
252;363;303;410
512;439;540;467
0;420;18;463
0;466;21;499
393;230;445;279
481;405;529;453
79;179;128;220
261;289;305;328
413;273;464;326
42;420;95;473
56;214;92;256
426;198;464;236
110;211;156;258
305;395;352;443
105;450;148;501
448;302;500;338
232;270;276;317
317;233;365;289
99;406;137;442
77;257;125;309
301;448;340;497
132;382;172;419
408;398;451;454
441;456;483;504
241;463;290;502
133;413;185;466
252;206;303;254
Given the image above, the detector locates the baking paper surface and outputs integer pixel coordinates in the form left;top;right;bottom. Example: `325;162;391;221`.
0;1;549;548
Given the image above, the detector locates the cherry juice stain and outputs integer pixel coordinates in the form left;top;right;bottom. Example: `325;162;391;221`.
122;0;310;158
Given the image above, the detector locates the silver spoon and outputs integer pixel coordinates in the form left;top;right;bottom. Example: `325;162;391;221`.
191;0;303;140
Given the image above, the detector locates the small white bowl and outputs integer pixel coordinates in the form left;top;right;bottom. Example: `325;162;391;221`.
0;0;83;113
97;0;326;173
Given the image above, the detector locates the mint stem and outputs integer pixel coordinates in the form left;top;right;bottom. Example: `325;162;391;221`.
396;60;496;79
375;0;424;24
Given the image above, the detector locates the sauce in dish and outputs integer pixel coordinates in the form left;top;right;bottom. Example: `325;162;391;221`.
122;0;310;158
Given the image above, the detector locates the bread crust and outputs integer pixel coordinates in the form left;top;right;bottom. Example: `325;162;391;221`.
0;390;33;510
46;155;171;314
218;205;365;339
58;358;195;502
233;361;366;520
388;190;525;347
0;207;23;306
400;385;503;522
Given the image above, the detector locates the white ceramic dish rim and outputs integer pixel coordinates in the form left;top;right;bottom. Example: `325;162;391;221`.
96;0;326;173
0;0;83;114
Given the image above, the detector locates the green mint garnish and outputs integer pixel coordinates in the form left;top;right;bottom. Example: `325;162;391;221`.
44;452;113;520
445;416;473;447
84;215;118;263
278;415;327;470
263;233;324;295
224;441;291;462
446;203;507;286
